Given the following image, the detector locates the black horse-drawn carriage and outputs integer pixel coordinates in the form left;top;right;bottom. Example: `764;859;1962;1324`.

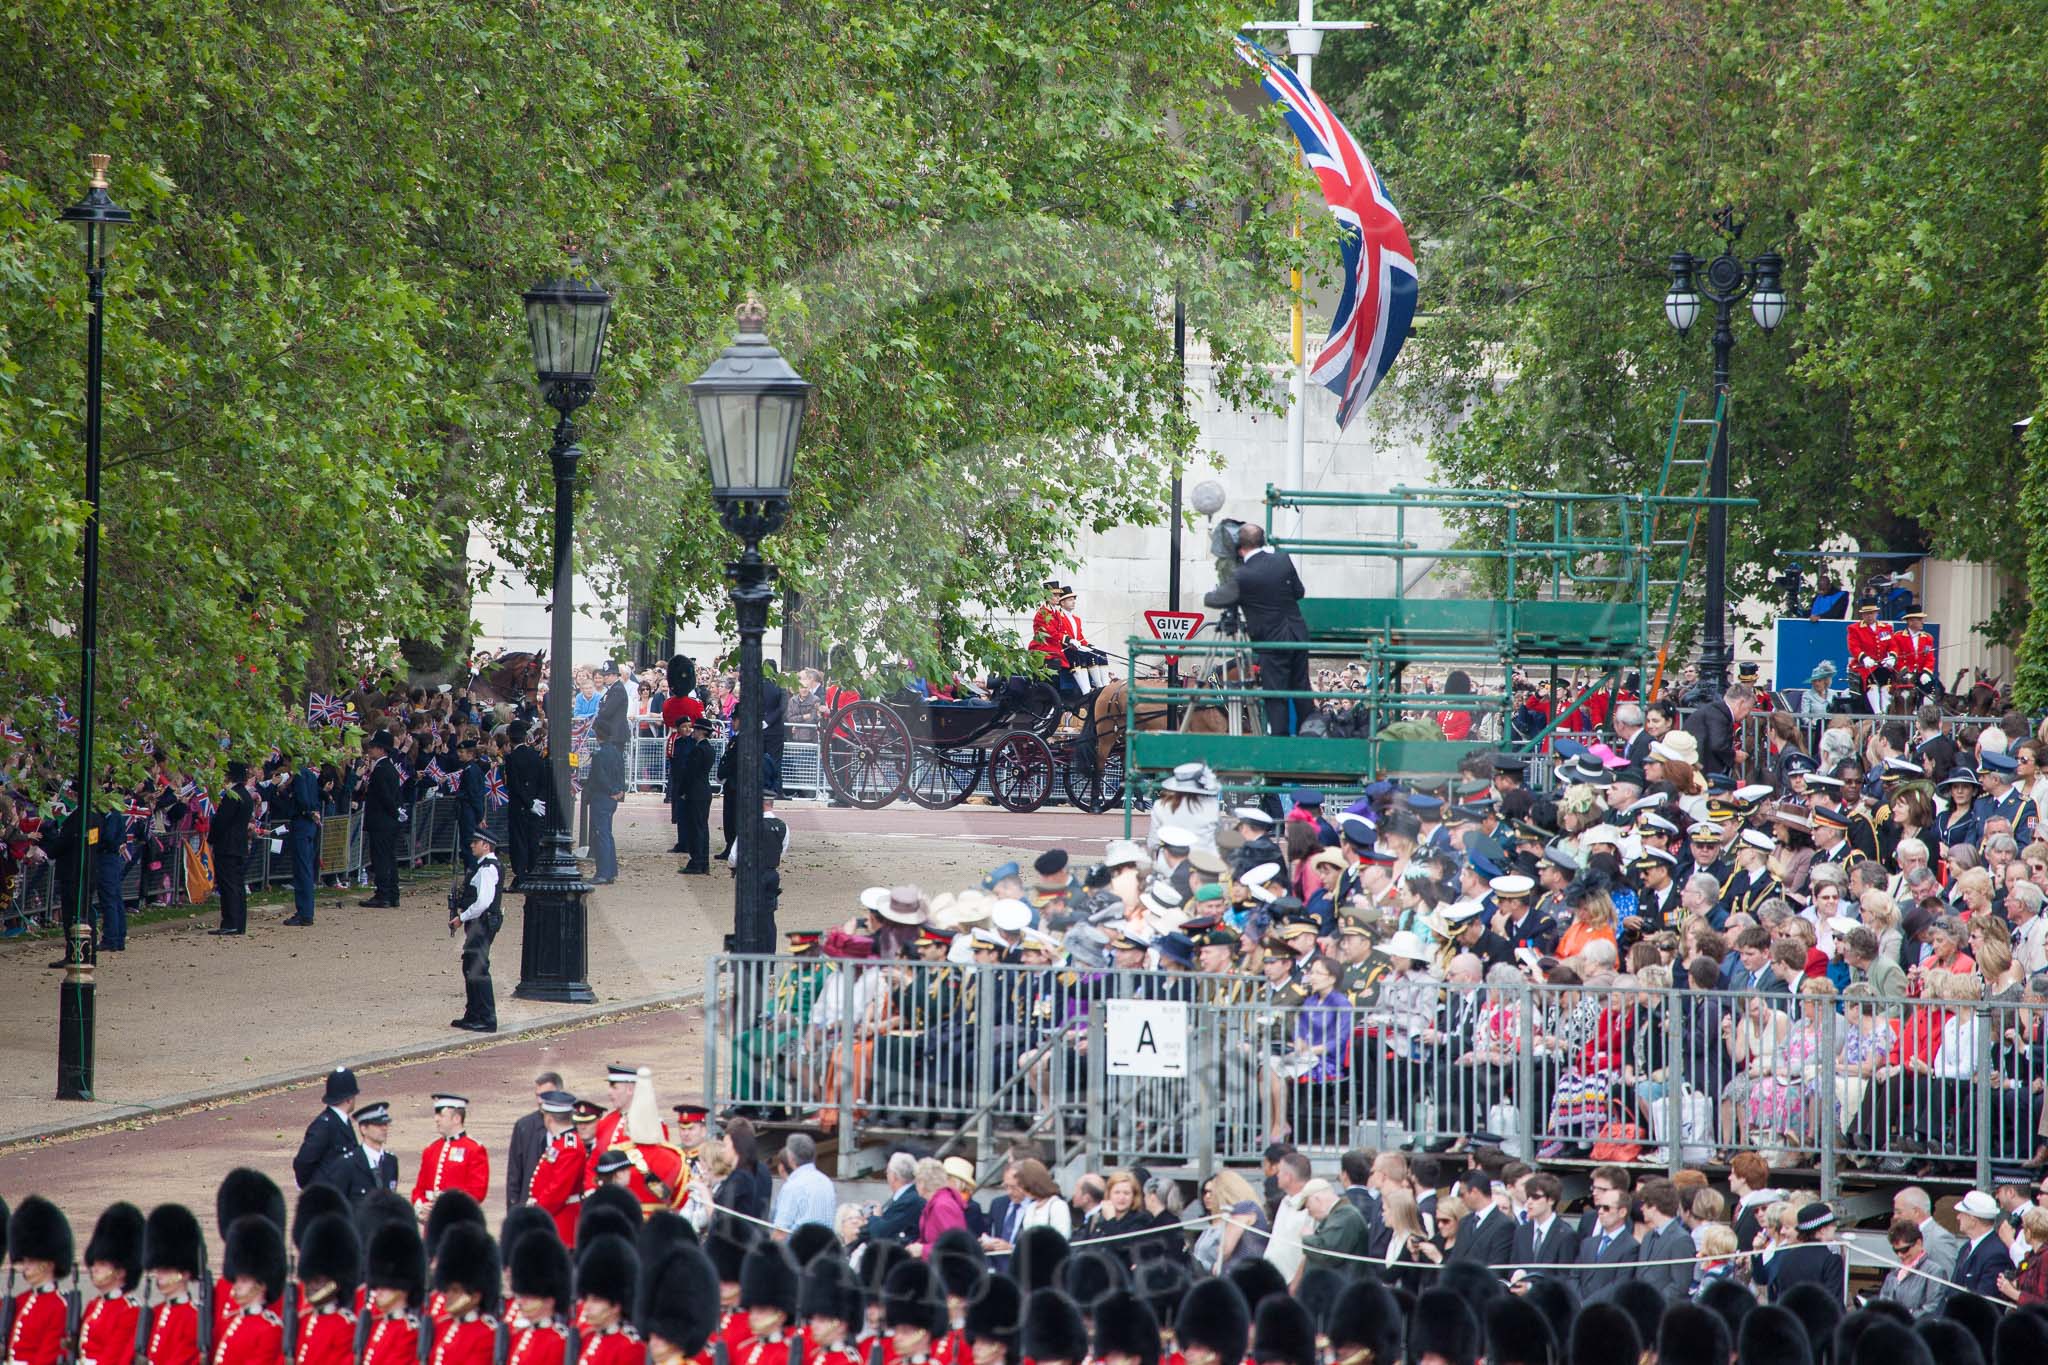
821;678;1066;812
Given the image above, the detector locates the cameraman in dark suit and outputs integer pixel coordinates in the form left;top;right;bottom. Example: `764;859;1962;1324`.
1207;523;1310;736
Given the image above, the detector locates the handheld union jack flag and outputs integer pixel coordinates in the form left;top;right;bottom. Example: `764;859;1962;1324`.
0;720;22;743
425;756;460;792
1235;38;1417;428
484;768;507;808
307;693;349;727
53;697;78;735
123;797;151;837
194;790;216;819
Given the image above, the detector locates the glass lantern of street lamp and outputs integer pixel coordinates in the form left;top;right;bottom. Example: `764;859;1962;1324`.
59;154;132;270
1748;250;1787;333
690;295;811;506
1663;252;1700;337
522;269;613;413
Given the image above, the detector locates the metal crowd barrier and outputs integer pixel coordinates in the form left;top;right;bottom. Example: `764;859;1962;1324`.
705;953;2046;1192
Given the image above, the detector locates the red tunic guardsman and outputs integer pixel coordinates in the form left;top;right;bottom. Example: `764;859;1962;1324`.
142;1205;208;1365
1847;601;1894;692
638;1245;720;1365
78;1202;147;1365
572;1235;642;1365
727;1244;799;1365
362;1207;429;1365
527;1090;587;1245
290;1210;361;1365
588;1064;640;1162
7;1197;75;1365
412;1095;491;1213
876;1262;951;1365
795;1256;863;1365
213;1214;287;1365
506;1227;574;1365
955;1275;1019;1365
428;1223;500;1365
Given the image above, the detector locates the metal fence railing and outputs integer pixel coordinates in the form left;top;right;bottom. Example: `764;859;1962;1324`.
705;954;2046;1193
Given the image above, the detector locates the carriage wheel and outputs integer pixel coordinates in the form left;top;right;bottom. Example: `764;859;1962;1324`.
988;730;1056;813
823;701;912;809
1060;743;1125;814
906;745;985;810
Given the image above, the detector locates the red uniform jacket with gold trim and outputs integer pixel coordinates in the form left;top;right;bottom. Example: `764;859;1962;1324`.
146;1298;203;1365
507;1320;568;1365
430;1315;497;1365
577;1324;644;1365
78;1291;142;1365
530;1132;587;1245
412;1135;490;1212
292;1306;354;1365
8;1285;69;1365
212;1308;284;1365
361;1313;422;1365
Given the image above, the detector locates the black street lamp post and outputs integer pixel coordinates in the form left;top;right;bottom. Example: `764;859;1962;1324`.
690;296;810;955
512;268;612;1004
1662;208;1785;700
56;154;132;1102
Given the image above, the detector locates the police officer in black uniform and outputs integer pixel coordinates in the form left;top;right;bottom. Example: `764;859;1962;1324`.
455;738;489;873
360;730;402;908
449;830;504;1033
502;720;549;882
673;718;715;875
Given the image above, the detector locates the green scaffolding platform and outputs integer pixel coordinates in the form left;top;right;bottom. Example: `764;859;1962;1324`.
1122;391;1755;821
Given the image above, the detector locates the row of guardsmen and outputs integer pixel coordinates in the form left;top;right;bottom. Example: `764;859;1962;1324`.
11;1165;2048;1365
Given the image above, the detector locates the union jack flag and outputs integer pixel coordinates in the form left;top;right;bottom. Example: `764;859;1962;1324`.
307;693;349;727
177;778;201;803
484;768;507;808
0;720;21;743
53;697;78;735
1235;38;1417;428
425;757;459;792
123;797;151;836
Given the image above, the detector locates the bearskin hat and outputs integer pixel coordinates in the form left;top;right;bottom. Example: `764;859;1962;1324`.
298;1215;362;1299
1519;1277;1580;1353
1134;1260;1190;1339
432;1222;500;1314
802;1255;866;1330
1738;1305;1814;1365
1661;1303;1733;1365
1021;1288;1090;1365
10;1196;75;1278
292;1184;350;1254
365;1220;427;1304
669;655;698;697
1224;1258;1289;1314
706;1218;757;1286
1851;1320;1934;1365
1995;1309;2048;1365
1568;1302;1639;1365
84;1203;145;1291
215;1168;285;1236
575;1234;640;1309
1326;1278;1399;1364
637;1246;720;1357
583;1184;643;1230
1442;1259;1507;1310
741;1242;801;1319
1294;1269;1342;1339
964;1273;1023;1348
223;1214;287;1302
1779;1284;1845;1365
884;1259;949;1338
145;1204;206;1277
424;1190;487;1261
932;1228;986;1298
1607;1282;1666;1360
355;1190;416;1247
1176;1277;1251;1365
577;1207;639;1258
511;1230;573;1308
1914;1320;1982;1365
1834;1308;1901;1365
788;1223;839;1268
1486;1292;1558;1365
1409;1288;1481;1365
863;1240;911;1305
1092;1291;1162;1365
1857;1302;1912;1328
1252;1293;1319;1365
1011;1226;1069;1295
638;1211;697;1269
1699;1276;1759;1338
1943;1295;1999;1365
501;1206;559;1257
1059;1248;1127;1313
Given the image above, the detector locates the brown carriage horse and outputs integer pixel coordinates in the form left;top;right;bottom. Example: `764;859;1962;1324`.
1078;658;1242;770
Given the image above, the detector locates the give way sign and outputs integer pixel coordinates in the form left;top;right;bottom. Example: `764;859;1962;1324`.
1143;609;1205;666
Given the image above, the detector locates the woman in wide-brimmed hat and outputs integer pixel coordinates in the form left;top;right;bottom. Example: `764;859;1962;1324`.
1148;762;1221;855
1798;659;1837;717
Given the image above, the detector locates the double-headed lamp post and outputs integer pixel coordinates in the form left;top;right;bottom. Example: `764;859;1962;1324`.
689;296;810;954
512;267;612;1004
56;155;132;1102
1662;209;1786;700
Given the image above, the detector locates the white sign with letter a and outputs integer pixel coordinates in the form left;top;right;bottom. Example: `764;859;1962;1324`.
1103;999;1188;1078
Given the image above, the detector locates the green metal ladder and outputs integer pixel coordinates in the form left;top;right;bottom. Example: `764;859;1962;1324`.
1643;387;1727;695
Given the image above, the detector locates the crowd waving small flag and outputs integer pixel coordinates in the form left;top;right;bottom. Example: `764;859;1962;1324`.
1235;37;1417;428
307;693;348;727
484;768;507;808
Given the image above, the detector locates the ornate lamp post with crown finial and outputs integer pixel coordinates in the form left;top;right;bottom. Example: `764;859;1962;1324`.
55;154;132;1101
689;295;810;953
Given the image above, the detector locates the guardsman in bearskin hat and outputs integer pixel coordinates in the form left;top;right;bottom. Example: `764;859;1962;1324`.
291;1215;359;1365
731;1243;800;1365
428;1224;499;1365
1170;1278;1248;1365
929;1230;983;1348
423;1192;489;1334
1656;1305;1730;1365
1019;1288;1087;1365
1089;1292;1160;1365
798;1256;864;1365
506;1229;572;1365
1482;1295;1556;1365
412;1097;490;1215
575;1235;643;1365
703;1222;756;1358
78;1203;145;1365
1404;1289;1480;1365
361;1221;427;1365
1325;1281;1401;1365
1248;1297;1317;1365
881;1262;949;1365
143;1204;207;1365
215;1216;287;1365
638;1245;718;1365
958;1275;1019;1365
210;1169;287;1343
7;1195;74;1365
1566;1304;1637;1365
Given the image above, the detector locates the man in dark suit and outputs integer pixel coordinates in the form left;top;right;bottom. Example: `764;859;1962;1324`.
592;660;631;747
1631;1179;1695;1301
1207;522;1310;737
673;720;715;874
760;662;789;797
293;1067;361;1191
1682;683;1755;776
858;1151;925;1246
208;762;255;936
1446;1171;1514;1272
1573;1184;1639;1302
502;720;550;882
1950;1192;2011;1299
1339;1149;1378;1239
1509;1173;1578;1278
324;1100;401;1201
503;1071;561;1216
359;731;402;908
